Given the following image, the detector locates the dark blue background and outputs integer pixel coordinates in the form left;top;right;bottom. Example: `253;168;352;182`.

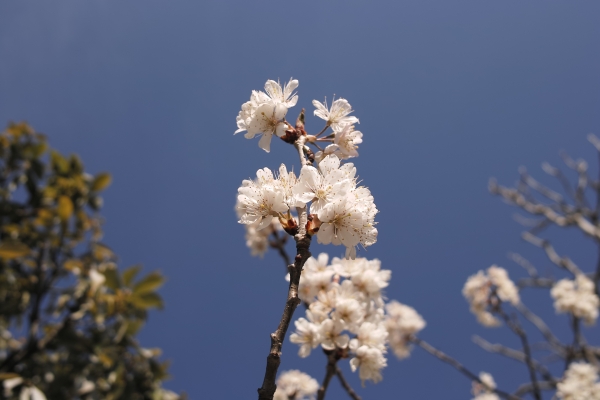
1;2;599;398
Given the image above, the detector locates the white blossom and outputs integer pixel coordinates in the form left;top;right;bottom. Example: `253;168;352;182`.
237;168;289;230
316;124;363;161
349;321;388;352
349;345;387;386
319;317;350;351
235;79;298;152
471;372;499;400
384;301;426;359
462;266;519;327
273;370;318;400
557;362;600;400
293;155;353;214
317;198;365;259
290;317;321;358
487;265;520;305
551;274;600;326
312;98;359;131
18;386;47;400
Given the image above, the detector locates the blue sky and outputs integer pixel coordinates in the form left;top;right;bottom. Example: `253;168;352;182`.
1;1;600;399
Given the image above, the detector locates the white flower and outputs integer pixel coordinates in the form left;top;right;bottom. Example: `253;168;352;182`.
384;301;426;360
319;317;350;350
246;103;289;153
290;317;321;358
349;345;387;386
349;321;388;352
89;268;105;294
472;372;499;400
263;79;299;108
487;265;520;305
312;98;359;131
235;79;298;152
331;124;363;160
317;198;365;259
18;386;47;400
462;266;519;327
293;155;353;214
3;377;23;396
557;362;600;400
273;369;318;400
551;274;600;326
276;164;304;209
237;168;289;230
333;296;365;332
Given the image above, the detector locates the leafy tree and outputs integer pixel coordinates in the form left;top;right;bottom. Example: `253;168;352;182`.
0;123;182;400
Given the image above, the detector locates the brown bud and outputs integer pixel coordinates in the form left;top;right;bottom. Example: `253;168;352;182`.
306;214;321;236
279;215;299;236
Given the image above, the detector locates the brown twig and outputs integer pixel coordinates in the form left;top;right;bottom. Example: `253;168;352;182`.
317;351;338;400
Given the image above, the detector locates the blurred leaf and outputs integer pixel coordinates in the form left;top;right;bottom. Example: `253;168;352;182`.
0;240;30;259
50;150;69;175
125;319;144;336
133;272;164;295
122;265;142;287
92;243;115;261
57;196;73;221
98;352;114;368
130;292;163;310
91;172;112;192
103;268;121;290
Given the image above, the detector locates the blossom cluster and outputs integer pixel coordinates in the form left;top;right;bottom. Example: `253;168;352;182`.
556;362;600;400
288;254;425;385
273;370;319;400
234;79;376;259
471;372;499;400
551;274;599;326
236;155;377;259
462;265;520;327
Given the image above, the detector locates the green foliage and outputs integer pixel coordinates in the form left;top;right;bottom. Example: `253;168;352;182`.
0;123;182;400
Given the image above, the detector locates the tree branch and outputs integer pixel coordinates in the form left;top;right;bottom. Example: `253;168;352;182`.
317;351;338;400
494;306;541;400
257;204;312;400
409;336;521;400
335;366;362;400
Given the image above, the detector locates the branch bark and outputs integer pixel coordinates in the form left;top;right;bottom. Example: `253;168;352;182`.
317;351;338;400
335;366;362;400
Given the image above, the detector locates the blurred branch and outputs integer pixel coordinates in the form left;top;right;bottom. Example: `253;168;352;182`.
317;351;338;400
494;304;541;400
515;303;564;354
521;232;581;275
335;366;361;400
409;336;521;400
472;335;556;383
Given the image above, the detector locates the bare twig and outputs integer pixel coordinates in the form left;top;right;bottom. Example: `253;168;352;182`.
513;381;556;397
410;336;521;400
335;366;362;400
472;335;556;383
515;302;564;354
494;306;542;400
521;232;582;275
508;252;538;277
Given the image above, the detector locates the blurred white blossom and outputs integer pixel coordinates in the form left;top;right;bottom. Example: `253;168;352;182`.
273;370;318;400
557;362;600;400
551;274;599;326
